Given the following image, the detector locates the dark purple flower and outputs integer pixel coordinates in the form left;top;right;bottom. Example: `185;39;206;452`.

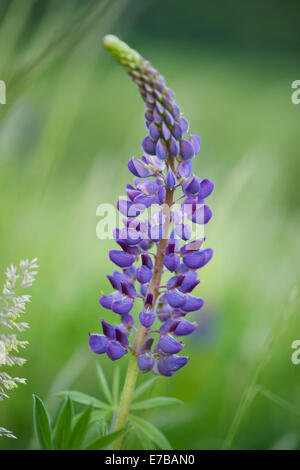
183;248;213;269
198;178;214;199
157;334;183;354
136;265;152;284
106;341;126;361
138;353;155;372
109;250;135;268
163;253;180;272
166;289;186;308
174;320;196;336
89;334;108;354
157;359;174;376
180;139;194;161
166;168;176;190
139;310;156;328
164;355;189;372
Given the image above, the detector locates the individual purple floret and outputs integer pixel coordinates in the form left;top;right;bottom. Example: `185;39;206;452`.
89;35;214;377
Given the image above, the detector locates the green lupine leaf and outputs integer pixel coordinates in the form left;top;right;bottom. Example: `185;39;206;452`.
96;363;113;404
54;396;73;450
131;424;157;450
67;406;92;450
129;415;172;450
131;397;183;411
57;391;111;410
32;394;53;450
112;366;120;406
133;376;159;401
84;428;124;451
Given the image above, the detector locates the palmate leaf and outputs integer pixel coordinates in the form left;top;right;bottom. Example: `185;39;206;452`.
133;376;159;401
131;397;183;411
96;363;113;405
57;391;111;410
54;396;73;450
129;415;172;450
67;406;92;450
32;395;53;450
84;428;124;451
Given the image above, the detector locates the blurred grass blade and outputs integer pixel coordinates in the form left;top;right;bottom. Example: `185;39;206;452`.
96;363;113;405
57;391;111;410
133;376;159;401
32;394;53;450
112;366;120;406
84;428;124;451
129;415;172;450
54;396;73;450
258;386;300;418
68;406;92;450
131;397;183;411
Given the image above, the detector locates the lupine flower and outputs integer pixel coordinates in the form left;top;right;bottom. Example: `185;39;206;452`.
0;258;38;438
89;35;214;377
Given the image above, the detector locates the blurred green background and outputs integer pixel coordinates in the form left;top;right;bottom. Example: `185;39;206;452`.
1;0;300;450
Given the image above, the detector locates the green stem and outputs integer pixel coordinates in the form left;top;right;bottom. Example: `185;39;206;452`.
110;352;139;450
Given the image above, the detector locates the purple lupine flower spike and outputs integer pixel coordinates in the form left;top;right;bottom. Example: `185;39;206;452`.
89;35;214;376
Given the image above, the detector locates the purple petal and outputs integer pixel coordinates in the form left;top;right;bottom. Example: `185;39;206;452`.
182;175;200;197
138;353;155;372
183;248;213;269
141;253;153;269
198;178;214;199
157;334;183;354
166;289;186;308
174;320;196;336
109;250;135;268
156;139;168;160
164;109;174;126
160;319;180;334
136;265;153;284
139;310;156;328
128;157;152;178
173;121;183;139
170;101;180;118
99;294;114;310
166;168;176;190
180;139;195;161
179;271;200;294
101;319;116;340
157;359;174;376
182;295;204;312
149;122;160;140
89;334;108;354
140;337;154;353
163;253;180;272
178;161;192;178
153;108;163;123
164;355;189;371
177;117;189;134
106;341;126;361
115;327;129;347
189;134;201;155
161;122;171;140
168;136;179;156
112;298;134;315
142;136;156;155
191;204;212;224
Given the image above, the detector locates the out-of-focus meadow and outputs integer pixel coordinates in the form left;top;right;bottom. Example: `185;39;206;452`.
1;0;300;450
